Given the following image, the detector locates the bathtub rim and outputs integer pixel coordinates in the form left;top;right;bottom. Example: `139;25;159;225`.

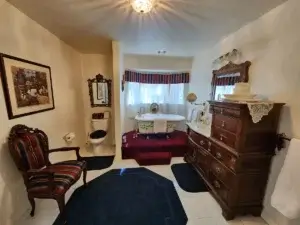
135;113;186;122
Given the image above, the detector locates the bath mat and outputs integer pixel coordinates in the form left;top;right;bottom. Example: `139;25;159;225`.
53;167;187;225
171;163;209;193
82;156;114;171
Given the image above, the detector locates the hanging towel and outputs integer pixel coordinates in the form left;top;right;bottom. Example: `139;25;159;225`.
271;138;300;219
153;119;167;133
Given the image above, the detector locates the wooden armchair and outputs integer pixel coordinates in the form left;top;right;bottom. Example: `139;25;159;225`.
8;124;87;217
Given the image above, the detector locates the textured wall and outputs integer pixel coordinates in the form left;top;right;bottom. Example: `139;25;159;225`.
112;42;124;160
190;0;300;224
0;2;85;224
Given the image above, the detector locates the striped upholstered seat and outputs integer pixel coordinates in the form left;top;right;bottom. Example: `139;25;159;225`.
8;125;87;218
28;160;85;196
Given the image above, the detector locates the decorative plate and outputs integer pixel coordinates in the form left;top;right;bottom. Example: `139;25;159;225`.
150;103;159;114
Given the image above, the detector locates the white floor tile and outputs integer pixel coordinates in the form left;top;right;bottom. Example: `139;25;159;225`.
240;216;268;225
188;217;244;225
15;157;268;225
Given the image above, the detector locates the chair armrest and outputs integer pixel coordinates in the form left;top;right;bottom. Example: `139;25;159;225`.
48;147;81;160
25;169;55;192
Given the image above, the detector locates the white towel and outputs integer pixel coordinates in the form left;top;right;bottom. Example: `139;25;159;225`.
153;119;167;133
271;138;300;219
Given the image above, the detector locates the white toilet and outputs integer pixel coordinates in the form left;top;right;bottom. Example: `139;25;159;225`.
89;118;109;153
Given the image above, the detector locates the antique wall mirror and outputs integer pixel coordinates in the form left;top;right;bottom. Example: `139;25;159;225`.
211;61;251;100
88;74;112;107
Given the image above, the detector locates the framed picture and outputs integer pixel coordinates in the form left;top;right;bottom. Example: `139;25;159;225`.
0;54;55;119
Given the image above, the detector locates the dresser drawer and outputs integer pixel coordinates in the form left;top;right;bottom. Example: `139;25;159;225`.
211;160;234;188
213;114;239;134
196;146;211;177
209;173;230;203
210;106;241;118
211;126;236;149
189;129;208;149
187;138;198;161
210;141;237;171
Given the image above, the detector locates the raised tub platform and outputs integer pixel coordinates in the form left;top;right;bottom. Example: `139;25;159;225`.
122;130;188;165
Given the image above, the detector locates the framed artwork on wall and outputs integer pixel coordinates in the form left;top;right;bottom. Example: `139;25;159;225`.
0;53;55;119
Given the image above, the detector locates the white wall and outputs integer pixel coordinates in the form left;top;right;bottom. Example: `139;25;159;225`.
190;0;300;224
0;2;86;224
80;53;115;146
112;41;124;161
124;54;193;71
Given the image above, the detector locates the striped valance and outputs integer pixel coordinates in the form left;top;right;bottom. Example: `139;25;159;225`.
124;70;190;84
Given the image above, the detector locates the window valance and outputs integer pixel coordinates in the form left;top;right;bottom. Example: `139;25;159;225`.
124;70;190;84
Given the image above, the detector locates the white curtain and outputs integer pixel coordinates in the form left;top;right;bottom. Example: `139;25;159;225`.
125;82;187;120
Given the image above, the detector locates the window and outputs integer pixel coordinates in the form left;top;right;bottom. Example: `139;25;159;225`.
126;82;184;105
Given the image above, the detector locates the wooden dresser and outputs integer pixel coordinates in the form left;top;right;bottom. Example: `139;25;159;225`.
185;101;284;220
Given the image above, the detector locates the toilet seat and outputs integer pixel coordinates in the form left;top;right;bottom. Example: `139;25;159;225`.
90;130;107;139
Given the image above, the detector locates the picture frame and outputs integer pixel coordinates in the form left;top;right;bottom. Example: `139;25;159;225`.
0;53;55;119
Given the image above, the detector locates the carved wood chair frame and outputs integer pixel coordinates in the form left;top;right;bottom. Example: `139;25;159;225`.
8;124;87;222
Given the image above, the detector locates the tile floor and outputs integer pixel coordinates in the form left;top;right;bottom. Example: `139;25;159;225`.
16;152;268;225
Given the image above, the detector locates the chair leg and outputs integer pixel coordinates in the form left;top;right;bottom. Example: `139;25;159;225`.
56;196;65;213
56;196;67;224
83;166;87;187
28;196;35;217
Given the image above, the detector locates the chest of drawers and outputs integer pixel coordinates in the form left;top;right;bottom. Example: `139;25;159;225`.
185;101;284;220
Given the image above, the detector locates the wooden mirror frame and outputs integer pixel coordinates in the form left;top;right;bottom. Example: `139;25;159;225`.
210;61;251;100
88;74;112;107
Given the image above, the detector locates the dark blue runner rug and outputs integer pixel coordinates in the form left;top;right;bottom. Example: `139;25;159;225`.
171;163;209;193
53;167;188;225
82;155;114;171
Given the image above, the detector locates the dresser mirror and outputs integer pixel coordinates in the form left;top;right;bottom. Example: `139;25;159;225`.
211;61;251;100
88;74;112;107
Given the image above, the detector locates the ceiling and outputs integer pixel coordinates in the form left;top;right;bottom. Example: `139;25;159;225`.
8;0;287;56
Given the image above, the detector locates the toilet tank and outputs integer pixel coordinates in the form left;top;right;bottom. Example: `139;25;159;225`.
92;119;109;131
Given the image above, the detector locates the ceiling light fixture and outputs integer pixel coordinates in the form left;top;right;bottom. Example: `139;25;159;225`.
131;0;156;14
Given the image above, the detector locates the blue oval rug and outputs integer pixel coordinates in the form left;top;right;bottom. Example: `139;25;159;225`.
53;167;188;225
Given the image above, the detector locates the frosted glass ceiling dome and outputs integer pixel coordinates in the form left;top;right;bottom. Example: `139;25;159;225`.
131;0;157;14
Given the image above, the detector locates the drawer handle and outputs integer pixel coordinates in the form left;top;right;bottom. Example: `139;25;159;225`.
220;134;226;141
230;157;236;163
200;140;205;145
215;167;222;174
216;152;222;159
220;109;224;114
230;157;236;169
207;142;211;152
221;121;225;127
214;180;221;189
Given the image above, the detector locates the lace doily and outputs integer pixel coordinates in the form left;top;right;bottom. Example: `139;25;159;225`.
247;103;274;123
